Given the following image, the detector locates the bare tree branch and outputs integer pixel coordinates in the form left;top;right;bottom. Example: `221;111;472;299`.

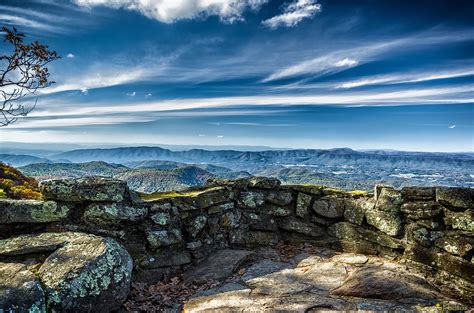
0;26;60;126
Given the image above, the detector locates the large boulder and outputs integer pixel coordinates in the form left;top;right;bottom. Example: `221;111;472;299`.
0;232;133;312
366;187;403;236
40;177;129;202
0;199;68;224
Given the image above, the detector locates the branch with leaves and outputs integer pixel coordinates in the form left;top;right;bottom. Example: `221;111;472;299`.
0;26;60;126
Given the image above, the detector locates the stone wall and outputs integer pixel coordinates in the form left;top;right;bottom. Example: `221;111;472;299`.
1;176;473;305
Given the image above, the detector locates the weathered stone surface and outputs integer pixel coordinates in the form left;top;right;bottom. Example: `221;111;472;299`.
248;177;280;189
344;198;373;225
40;177;128;202
365;208;402;237
435;233;473;257
187;215;208;237
375;187;402;212
0;262;46;312
184;188;231;209
142;249;191;269
401;201;443;219
220;211;241;228
444;209;474;232
404;244;474;282
328;222;402;255
265;204;292;216
266;191;293;206
245;212;278;231
0;199;68;224
237;191;265;209
184;249;254;284
296;192;312;217
331;253;368;265
146;229;182;248
207;202;234;214
247;261;347;295
437;187;474;210
278;217;325;237
240;260;291;282
401;187;436;201
83;203;147;226
0;232;133;312
312;196;345;218
230;230;279;247
331;265;440;300
150;212;171;225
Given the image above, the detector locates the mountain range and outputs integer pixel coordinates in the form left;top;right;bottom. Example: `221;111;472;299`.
2;145;473;193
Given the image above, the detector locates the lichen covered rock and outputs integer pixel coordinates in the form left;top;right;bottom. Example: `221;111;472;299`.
40;177;128;202
0;232;133;312
83;203;147;226
296;192;312;217
0;199;68;224
147;229;183;248
444;209;474;232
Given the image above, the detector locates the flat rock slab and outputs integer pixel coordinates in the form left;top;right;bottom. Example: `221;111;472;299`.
240;260;291;282
184;249;254;284
331;264;440;300
331;253;369;265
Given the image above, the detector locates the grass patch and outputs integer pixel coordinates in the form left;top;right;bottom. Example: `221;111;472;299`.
139;186;222;202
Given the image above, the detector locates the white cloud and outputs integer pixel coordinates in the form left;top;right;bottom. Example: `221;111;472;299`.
80;88;89;94
73;0;269;23
217;135;224;138
127;91;136;97
262;0;321;29
337;68;474;89
334;58;358;67
67;53;75;58
448;125;456;129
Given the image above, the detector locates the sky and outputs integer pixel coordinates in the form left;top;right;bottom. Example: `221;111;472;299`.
0;0;473;152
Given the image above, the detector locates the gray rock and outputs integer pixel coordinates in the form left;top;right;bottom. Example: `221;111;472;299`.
365;208;402;237
83;203;147;226
241;260;291;282
296;192;312;217
187;215;208;237
0;232;133;312
266;191;293;206
40;177;128;202
437;187;474;210
220;211;241;228
0;262;46;312
230;230;279;247
208;202;234;214
265;204;292;216
142;249;191;268
401;187;436;201
444;209;474;232
237;191;265;209
278;217;325;237
146;229;183;248
184;249;254;284
312;196;345;218
150;212;171;225
400;201;443;219
0;199;68;224
331;253;369;265
435;233;473;257
248;177;281;189
331;264;440;300
184;188;232;209
344;198;373;225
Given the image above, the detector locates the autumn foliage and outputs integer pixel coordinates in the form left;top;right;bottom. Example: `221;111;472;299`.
0;162;42;200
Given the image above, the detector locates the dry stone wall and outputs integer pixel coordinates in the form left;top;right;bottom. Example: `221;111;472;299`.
0;176;473;307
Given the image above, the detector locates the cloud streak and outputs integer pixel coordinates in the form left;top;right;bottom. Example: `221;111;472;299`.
262;0;321;29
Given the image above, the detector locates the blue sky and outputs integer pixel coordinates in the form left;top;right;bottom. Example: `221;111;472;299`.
0;0;473;151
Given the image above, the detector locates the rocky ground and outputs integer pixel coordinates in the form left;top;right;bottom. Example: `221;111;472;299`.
123;243;470;312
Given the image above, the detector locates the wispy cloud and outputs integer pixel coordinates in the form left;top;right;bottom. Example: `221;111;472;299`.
66;53;75;58
263;29;474;82
73;0;269;24
262;0;321;29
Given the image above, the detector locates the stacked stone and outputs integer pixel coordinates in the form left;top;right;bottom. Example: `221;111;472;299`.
0;176;473;309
